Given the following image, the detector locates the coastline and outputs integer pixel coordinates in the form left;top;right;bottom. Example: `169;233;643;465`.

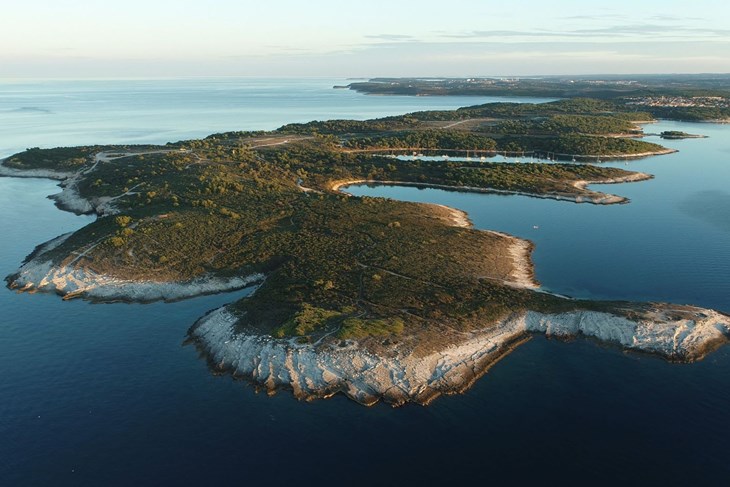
189;304;730;406
572;171;654;203
6;251;265;303
484;230;539;289
0;157;74;180
5;124;728;408
183;169;730;407
190;167;730;406
49;173;96;215
428;203;472;228
424;203;539;289
3;155;266;303
330;173;653;205
344;147;677;162
549;148;676;161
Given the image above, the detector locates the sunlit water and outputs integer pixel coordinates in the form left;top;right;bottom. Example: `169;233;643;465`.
0;79;728;486
0;77;554;157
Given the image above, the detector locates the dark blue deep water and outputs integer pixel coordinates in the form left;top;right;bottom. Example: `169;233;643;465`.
1;79;729;486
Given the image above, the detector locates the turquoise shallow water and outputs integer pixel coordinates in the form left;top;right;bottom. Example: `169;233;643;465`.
0;79;729;486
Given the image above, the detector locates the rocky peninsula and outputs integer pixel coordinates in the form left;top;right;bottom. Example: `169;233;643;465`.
191;305;729;406
3;98;729;406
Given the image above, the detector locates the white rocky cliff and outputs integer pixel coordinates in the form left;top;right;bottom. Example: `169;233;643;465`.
189;305;730;406
7;234;265;302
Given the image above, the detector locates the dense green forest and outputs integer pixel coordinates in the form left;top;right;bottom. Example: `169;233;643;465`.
642;106;730;122
492;114;641;135
278;118;419;135
344;130;498;151
495;134;667;157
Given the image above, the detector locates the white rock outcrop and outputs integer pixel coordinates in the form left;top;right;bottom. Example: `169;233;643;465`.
9;255;264;302
48;176;95;214
190;306;730;406
0;158;74;180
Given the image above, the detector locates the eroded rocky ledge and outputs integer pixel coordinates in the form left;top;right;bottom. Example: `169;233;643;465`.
190;305;730;406
6;234;265;302
0;158;74;180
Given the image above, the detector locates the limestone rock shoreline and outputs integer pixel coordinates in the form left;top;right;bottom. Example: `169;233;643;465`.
1;158;95;215
49;175;96;215
2;158;267;302
189;305;730;407
0;157;74;180
6;238;265;303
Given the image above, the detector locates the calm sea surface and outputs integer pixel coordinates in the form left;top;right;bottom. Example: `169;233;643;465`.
1;79;728;486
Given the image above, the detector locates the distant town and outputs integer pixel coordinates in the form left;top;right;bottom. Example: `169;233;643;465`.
626;96;730;109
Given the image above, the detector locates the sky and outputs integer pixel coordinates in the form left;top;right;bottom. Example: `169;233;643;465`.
2;0;729;78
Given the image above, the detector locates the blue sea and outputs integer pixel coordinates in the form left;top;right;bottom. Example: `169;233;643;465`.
1;78;728;486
